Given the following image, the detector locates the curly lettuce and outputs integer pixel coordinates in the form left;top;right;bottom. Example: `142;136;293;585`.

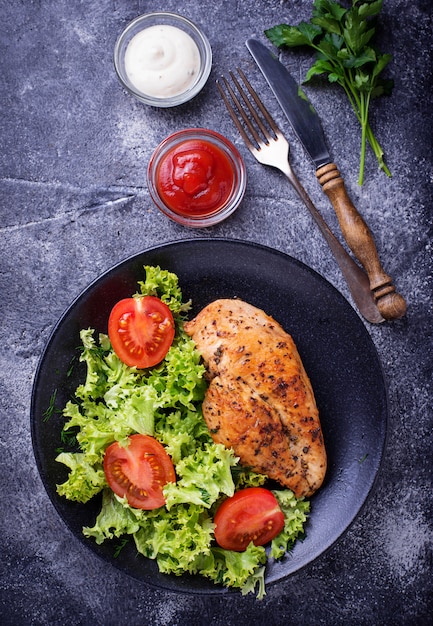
55;265;310;598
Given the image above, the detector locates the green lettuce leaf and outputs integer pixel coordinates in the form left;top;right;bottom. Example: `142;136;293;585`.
133;502;214;572
56;452;106;502
163;442;237;509
270;490;310;559
197;545;267;598
83;489;144;543
136;264;189;316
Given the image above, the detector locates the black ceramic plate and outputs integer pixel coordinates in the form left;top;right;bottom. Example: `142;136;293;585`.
31;238;388;594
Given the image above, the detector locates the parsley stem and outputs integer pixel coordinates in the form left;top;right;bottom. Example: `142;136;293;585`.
370;124;390;174
359;91;369;186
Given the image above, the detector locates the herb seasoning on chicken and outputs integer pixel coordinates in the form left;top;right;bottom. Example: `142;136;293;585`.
184;299;327;498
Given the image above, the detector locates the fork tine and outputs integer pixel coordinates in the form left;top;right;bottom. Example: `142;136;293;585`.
233;69;280;140
217;69;281;152
216;76;258;151
227;70;274;144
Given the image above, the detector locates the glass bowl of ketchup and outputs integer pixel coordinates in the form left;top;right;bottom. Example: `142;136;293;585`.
147;128;247;227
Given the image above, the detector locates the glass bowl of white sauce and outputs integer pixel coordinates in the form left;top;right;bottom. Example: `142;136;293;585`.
114;12;212;107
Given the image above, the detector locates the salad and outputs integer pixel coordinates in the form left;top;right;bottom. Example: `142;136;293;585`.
55;265;310;598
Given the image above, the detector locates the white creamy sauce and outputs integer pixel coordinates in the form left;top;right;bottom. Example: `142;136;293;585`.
124;24;201;98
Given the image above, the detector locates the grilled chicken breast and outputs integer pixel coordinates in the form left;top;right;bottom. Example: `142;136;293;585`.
184;299;326;498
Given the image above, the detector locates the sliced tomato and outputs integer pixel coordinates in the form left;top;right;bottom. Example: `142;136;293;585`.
103;434;176;509
214;487;285;552
108;296;175;368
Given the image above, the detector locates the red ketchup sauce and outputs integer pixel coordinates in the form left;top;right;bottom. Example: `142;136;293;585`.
155;138;235;217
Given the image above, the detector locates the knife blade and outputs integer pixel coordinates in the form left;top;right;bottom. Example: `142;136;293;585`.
247;38;331;170
246;38;406;321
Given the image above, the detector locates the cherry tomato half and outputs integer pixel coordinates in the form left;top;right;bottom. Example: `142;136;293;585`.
108;296;175;368
103;434;176;510
214;487;285;552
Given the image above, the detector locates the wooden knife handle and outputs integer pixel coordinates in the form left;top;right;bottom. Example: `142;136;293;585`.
316;163;407;320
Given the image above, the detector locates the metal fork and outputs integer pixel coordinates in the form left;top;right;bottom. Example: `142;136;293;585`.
217;69;384;324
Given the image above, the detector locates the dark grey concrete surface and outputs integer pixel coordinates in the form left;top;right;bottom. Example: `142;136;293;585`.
1;1;432;624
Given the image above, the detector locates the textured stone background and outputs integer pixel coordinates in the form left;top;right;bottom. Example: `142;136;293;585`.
1;0;432;624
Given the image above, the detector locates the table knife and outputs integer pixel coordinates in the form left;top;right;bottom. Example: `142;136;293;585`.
246;38;406;321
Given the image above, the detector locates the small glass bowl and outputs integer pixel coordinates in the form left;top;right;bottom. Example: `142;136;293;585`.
147;128;247;228
114;12;212;107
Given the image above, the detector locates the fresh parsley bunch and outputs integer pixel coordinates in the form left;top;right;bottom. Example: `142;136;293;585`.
265;0;393;185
